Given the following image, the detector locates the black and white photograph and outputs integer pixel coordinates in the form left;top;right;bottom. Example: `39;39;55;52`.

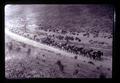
5;4;114;79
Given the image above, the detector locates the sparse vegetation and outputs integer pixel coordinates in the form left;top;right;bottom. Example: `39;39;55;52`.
74;56;78;59
73;69;79;75
56;60;64;73
5;5;112;78
88;61;95;65
107;68;110;71
99;73;106;78
96;67;100;70
42;54;45;57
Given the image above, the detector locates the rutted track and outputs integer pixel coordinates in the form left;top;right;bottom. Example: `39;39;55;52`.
5;28;79;58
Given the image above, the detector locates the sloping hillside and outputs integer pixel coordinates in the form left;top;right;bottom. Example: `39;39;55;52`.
5;5;114;34
5;5;113;79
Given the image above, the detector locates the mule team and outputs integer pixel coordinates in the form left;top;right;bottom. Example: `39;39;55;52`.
41;37;103;61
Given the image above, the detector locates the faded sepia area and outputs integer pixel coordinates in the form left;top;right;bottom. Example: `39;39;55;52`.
5;5;113;78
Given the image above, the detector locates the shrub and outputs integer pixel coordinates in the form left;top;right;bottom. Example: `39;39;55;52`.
88;61;95;65
99;73;106;78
